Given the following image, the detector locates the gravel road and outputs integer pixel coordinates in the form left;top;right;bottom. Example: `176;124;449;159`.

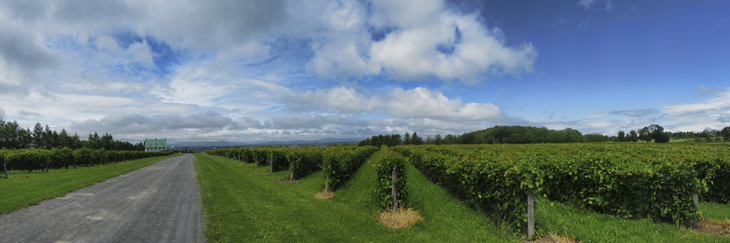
0;154;205;243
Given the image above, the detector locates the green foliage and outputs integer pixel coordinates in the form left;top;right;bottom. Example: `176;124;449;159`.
394;143;723;233
286;147;323;180
0;148;173;173
322;146;378;191
373;148;408;209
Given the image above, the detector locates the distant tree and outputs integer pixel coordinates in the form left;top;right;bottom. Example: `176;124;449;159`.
58;129;70;148
434;134;442;145
71;133;81;149
647;124;670;143
43;125;53;149
638;127;652;142
19;127;32;149
358;138;371;146
443;134;457;144
411;132;424;145
721;126;730;141
617;130;626;142
32;122;44;148
629;130;639;142
404;132;411;145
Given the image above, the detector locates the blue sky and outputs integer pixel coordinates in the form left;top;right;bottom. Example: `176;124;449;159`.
0;0;728;143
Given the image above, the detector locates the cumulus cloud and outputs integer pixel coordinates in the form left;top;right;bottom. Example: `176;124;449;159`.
0;107;5;118
305;0;537;83
387;88;503;120
289;86;503;121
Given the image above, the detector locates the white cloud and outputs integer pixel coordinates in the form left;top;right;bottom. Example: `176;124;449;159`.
387;88;502;120
126;40;154;67
578;0;595;9
368;0;444;28
290;86;381;113
290;86;503;121
663;88;730;115
0;107;4;118
368;10;537;83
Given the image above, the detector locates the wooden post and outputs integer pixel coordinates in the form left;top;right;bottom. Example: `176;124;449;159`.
4;160;7;179
324;162;332;192
255;156;258;167
290;168;295;181
391;164;398;213
527;191;535;240
693;192;699;212
269;153;273;173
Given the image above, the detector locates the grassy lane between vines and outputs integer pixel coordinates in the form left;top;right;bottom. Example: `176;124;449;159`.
194;152;518;242
0;153;182;215
534;198;730;242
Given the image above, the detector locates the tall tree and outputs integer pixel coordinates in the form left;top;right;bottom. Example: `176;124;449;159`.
58;129;70;148
617;130;626;142
411;132;423;145
44;125;53;149
629;130;639;142
638;127;652;142
434;134;442;145
721;126;730;142
404;132;411;145
647;124;670;143
32;123;44;148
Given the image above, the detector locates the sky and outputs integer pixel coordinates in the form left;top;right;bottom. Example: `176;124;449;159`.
1;0;729;143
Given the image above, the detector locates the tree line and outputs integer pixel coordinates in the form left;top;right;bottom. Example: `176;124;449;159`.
0;118;144;151
358;124;730;146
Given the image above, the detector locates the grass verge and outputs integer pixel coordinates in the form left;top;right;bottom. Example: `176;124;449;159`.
0;153;182;215
195;152;517;242
533;198;730;242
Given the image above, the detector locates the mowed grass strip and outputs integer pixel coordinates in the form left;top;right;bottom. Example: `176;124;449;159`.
534;198;730;242
194;152;519;242
0;153;182;215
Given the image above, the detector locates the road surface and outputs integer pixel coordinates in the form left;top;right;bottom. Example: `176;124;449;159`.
0;154;205;243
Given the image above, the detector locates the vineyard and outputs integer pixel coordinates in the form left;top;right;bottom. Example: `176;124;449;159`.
0;148;175;176
204;142;730;240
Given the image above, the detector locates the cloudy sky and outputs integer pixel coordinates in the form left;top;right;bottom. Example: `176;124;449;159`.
1;0;729;143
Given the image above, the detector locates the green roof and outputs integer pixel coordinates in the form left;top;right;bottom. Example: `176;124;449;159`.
145;138;167;148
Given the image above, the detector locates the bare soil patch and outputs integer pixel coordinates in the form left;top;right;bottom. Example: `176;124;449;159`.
697;218;730;236
315;191;333;200
377;207;423;229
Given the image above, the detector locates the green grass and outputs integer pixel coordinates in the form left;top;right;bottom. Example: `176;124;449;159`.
701;202;730;222
534;198;730;242
195;152;518;242
0;153;182;215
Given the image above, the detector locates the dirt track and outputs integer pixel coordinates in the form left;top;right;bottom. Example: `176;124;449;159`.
0;154;205;243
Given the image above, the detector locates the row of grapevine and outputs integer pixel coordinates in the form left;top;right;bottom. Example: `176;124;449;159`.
393;143;730;231
206;145;378;191
372;147;409;211
321;146;378;191
0;148;176;173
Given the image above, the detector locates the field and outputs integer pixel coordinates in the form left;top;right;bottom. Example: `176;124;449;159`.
199;143;730;242
0;153;182;215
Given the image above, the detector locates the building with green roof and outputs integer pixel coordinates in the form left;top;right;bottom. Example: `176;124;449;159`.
145;138;167;152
